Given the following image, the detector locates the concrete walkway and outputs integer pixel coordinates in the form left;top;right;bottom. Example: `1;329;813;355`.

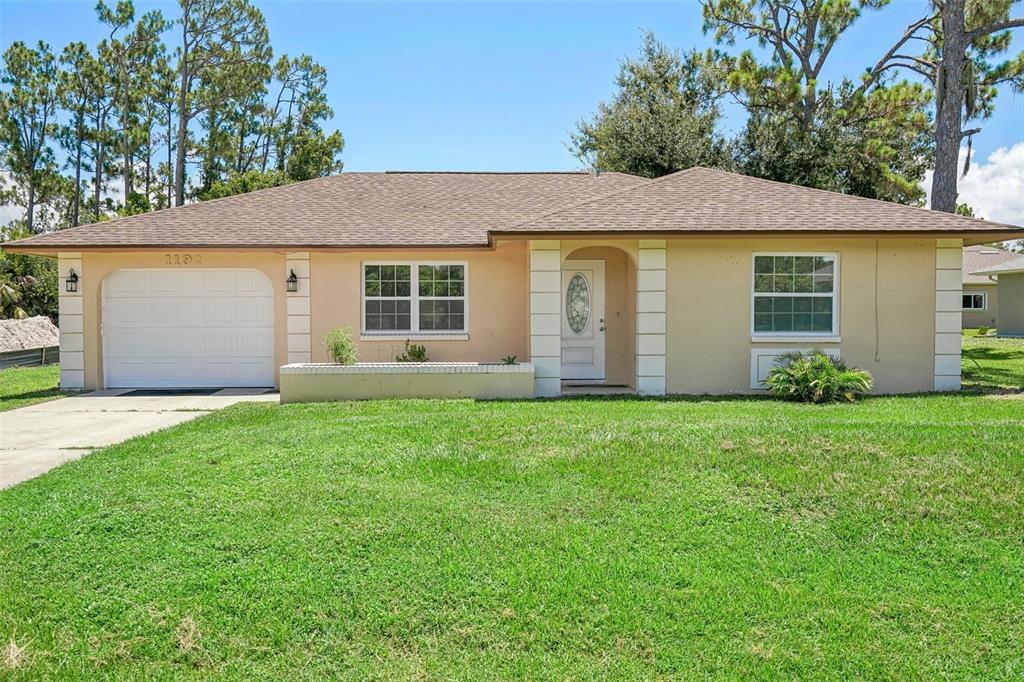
0;389;278;489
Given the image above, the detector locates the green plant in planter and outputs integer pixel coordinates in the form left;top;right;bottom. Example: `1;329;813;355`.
396;340;429;362
323;327;359;365
765;350;872;403
977;325;991;337
502;355;518;365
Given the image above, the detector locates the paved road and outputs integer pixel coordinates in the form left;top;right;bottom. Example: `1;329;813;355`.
0;389;278;489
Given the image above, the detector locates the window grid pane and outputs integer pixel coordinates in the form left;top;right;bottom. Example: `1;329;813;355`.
365;263;465;333
752;254;836;334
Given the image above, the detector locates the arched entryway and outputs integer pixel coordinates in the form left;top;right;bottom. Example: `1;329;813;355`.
561;246;637;390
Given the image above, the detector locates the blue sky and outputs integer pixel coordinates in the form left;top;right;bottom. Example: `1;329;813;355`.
1;0;1022;221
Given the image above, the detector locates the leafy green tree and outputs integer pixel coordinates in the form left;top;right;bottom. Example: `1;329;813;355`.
56;42;95;227
149;55;177;209
172;0;271;206
702;0;934;203
198;168;291;199
955;202;975;217
0;41;61;232
859;0;1024;212
569;33;732;178
0;226;58;319
285;126;344;181
97;1;169;205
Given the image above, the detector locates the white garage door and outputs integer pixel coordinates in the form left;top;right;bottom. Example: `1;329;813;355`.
103;269;275;388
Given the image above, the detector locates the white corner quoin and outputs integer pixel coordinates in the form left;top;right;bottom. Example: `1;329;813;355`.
530;240;562;397
57;252;85;390
636;240;667;396
286;252;312;364
934;239;963;391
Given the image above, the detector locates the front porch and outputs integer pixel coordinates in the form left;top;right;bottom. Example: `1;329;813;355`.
528;239;667;397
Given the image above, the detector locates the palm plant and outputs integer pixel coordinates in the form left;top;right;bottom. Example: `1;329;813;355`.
0;276;36;319
765;350;873;403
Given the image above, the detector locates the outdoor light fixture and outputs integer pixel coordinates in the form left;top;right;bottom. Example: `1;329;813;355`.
65;268;79;293
286;269;299;293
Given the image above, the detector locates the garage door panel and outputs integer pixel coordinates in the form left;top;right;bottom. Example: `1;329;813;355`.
103;269;275;388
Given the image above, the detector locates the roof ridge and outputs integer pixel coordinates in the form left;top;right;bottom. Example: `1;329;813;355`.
503;165;1022;233
496;168;694;232
687;166;1019;229
385;170;591;175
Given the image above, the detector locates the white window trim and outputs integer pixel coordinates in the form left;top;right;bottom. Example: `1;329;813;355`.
750;251;840;338
962;291;988;311
361;261;469;336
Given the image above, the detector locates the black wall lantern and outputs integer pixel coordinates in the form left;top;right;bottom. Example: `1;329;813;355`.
65;268;79;293
286;269;299;293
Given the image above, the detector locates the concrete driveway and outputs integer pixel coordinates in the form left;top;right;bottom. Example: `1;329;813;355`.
0;389;278;489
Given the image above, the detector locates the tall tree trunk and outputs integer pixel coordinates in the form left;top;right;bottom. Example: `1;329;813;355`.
930;0;967;214
174;93;189;207
26;183;36;233
123;110;133;201
95;118;105;223
174;16;190;207
73;113;84;226
166;104;173;208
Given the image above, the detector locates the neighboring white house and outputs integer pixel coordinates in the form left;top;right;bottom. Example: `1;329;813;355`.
970;255;1024;336
961;245;1020;329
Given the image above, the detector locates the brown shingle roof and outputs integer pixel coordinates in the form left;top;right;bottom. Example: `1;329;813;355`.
497;167;1024;236
963;244;1021;283
1;171;647;250
4;167;1021;252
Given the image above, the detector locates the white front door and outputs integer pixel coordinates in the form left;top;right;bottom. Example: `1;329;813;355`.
102;268;275;388
561;260;606;381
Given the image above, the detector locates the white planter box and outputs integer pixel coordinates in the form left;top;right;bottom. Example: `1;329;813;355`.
280;362;535;403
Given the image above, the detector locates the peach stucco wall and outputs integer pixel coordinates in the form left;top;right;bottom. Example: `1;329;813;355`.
78;251;288;390
309;242;529;365
664;237;937;394
70;236;942;395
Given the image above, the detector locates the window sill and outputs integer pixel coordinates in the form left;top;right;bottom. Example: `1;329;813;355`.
360;333;469;342
750;335;841;344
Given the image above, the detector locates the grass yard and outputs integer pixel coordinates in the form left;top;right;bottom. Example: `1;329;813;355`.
2;395;1023;679
0;364;62;412
962;330;1024;392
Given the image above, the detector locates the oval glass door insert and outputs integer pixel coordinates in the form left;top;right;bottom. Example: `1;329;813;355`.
566;273;591;335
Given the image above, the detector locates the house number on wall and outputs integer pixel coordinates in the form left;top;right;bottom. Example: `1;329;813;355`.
165;253;203;266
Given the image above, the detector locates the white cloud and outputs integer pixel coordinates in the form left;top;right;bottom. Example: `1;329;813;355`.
924;143;1024;226
0;203;23;226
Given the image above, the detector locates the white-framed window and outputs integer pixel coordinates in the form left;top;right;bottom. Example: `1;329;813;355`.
362;262;467;333
752;253;839;335
962;292;987;311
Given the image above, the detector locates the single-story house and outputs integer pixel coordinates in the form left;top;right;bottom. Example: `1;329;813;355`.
0;316;60;369
970;255;1024;336
2;167;1022;397
961;244;1020;328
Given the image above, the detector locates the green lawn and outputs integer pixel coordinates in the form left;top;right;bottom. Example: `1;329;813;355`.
0;364;62;412
962;330;1024;392
2;395;1023;678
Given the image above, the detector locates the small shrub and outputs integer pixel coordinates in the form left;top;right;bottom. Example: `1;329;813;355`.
977;325;991;337
502;355;518;365
765;350;873;403
395;340;428;362
323;327;358;365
